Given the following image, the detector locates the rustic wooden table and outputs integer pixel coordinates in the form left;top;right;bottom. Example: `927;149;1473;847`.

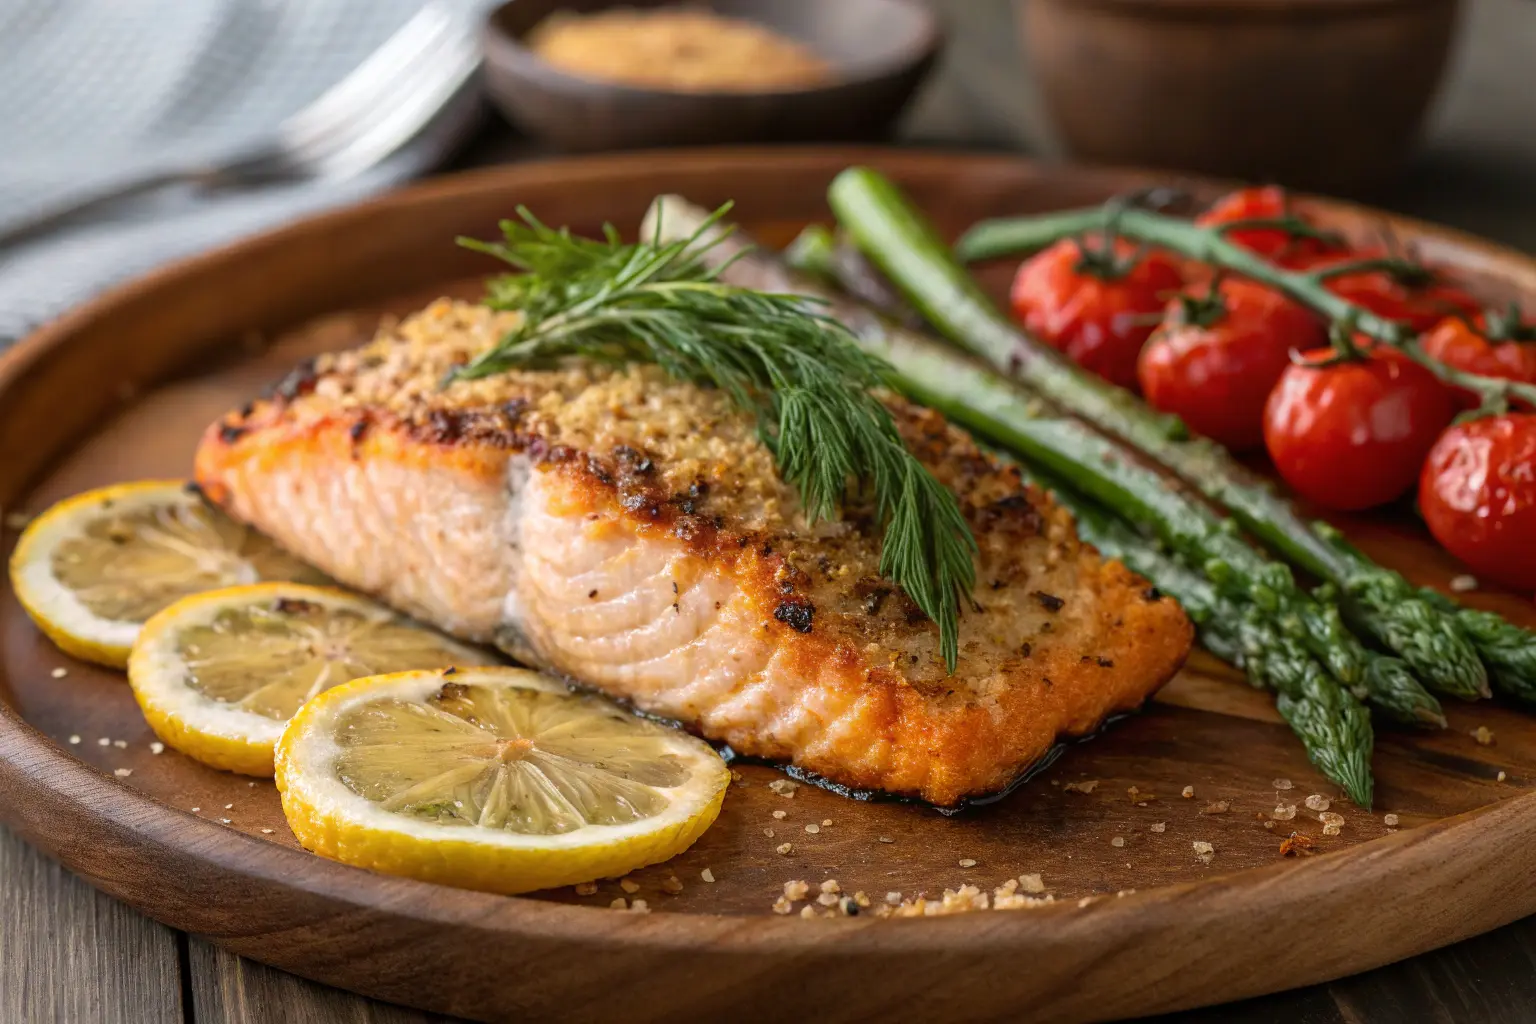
5;1;1536;1021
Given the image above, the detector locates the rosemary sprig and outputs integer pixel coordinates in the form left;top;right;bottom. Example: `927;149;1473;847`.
452;204;978;671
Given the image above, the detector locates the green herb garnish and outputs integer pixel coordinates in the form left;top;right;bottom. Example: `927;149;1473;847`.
452;204;977;672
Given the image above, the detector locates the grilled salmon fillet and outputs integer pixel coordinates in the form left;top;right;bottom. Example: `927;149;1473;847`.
195;299;1192;806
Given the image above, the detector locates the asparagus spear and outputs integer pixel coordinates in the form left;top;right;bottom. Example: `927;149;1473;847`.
825;167;1499;701
1046;482;1376;805
644;195;1434;747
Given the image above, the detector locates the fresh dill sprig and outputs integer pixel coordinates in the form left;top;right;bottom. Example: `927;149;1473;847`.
453;203;978;671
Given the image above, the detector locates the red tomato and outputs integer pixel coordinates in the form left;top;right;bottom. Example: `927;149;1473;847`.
1010;237;1184;390
1263;347;1457;511
1420;414;1536;591
1312;249;1480;332
1196;186;1346;268
1138;279;1326;451
1420;311;1536;407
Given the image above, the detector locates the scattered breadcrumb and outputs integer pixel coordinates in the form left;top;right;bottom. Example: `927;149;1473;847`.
1498;771;1508;783
1472;726;1495;746
50;667;67;679
1319;811;1345;828
1110;837;1125;848
223;803;233;810
1127;785;1155;804
764;828;775;838
1181;785;1195;799
1450;574;1479;593
772;896;793;915
260;829;274;835
661;876;684;894
1271;803;1297;821
820;818;832;827
768;779;800;797
784;880;810;901
67;735;80;745
853;892;870;908
191;807;200;813
731;769;744;783
771;809;787;820
1192;840;1215;865
804;823;820;834
113;768;132;778
149;742;164;755
1018;873;1045;894
959;857;978;867
1264;820;1276;830
1117;889;1136;898
575;882;598;896
816;892;839;907
819;879;840;894
1201;800;1231;815
1063;779;1099;794
1077;896;1095;908
1279;832;1315;857
619;878;640;894
1149;822;1166;834
97;738;109;747
885;891;903;905
800;905;817;920
776;843;793;855
1304;794;1331;812
219;818;231;824
877;836;894;844
1383;813;1400;827
1272;778;1293;791
701;868;715;883
630;900;650;914
113;740;126;749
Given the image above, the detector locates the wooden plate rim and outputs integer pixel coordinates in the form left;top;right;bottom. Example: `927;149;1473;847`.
4;147;1536;1014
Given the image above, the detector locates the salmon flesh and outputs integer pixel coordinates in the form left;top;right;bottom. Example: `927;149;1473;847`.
195;300;1192;806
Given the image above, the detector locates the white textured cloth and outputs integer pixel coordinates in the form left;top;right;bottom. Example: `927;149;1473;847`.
0;0;486;345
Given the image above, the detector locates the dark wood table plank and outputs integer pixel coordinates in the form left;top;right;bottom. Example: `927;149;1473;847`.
0;826;183;1024
187;940;447;1024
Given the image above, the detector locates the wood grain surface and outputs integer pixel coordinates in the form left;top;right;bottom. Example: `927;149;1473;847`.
2;148;1535;1023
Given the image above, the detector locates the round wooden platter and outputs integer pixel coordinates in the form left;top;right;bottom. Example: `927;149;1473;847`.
2;148;1535;1024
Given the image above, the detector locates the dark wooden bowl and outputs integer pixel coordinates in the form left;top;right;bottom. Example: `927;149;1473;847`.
1019;0;1461;193
482;0;943;152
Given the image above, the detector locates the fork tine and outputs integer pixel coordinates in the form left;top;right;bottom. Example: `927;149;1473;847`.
289;19;479;179
309;44;480;180
279;3;454;145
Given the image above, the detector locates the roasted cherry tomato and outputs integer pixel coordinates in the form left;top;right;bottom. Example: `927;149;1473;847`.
1311;249;1480;332
1420;414;1536;591
1420;308;1536;407
1009;237;1184;390
1196;186;1347;268
1263;347;1456;511
1138;278;1325;451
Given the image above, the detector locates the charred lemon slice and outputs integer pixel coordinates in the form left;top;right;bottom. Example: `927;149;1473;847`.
8;480;326;667
275;666;729;895
129;583;486;776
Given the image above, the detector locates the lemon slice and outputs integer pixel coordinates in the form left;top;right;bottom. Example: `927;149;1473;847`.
275;666;730;895
129;583;486;776
9;480;327;667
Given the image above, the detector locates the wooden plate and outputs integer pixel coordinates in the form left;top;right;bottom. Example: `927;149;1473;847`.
2;148;1534;1024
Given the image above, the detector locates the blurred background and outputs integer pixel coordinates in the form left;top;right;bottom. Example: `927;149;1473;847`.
2;0;1532;345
